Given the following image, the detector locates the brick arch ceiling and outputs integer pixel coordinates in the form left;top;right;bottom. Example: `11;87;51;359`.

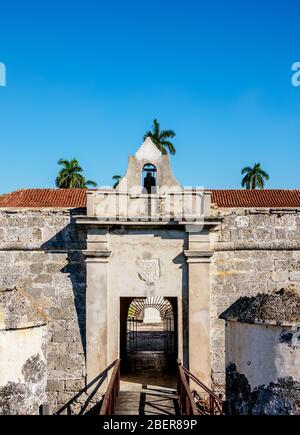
128;297;173;320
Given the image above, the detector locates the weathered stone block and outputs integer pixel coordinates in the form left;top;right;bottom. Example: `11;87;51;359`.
289;271;300;281
57;392;75;405
252;259;275;271
30;264;45;274
271;270;289;282
65;379;85;392
47;380;65;392
235;216;249;228
34;274;52;284
48;369;84;381
68;342;84;354
254;228;274;242
46;263;63;274
47;342;68;355
275;259;295;271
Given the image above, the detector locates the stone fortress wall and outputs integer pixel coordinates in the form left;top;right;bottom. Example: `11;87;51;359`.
0;206;300;412
0;209;87;413
210;207;300;392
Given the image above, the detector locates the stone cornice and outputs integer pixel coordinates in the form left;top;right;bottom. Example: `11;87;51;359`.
83;250;112;263
184;250;214;263
75;216;222;228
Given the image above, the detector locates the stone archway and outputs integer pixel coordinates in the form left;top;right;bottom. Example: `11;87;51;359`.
120;297;178;375
127;297;175;354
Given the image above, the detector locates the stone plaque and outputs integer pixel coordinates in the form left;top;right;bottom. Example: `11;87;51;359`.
138;258;160;282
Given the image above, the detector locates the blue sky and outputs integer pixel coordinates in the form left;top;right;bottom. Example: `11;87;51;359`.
0;0;299;193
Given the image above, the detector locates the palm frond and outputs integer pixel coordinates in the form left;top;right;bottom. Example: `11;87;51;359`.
159;129;176;139
153;119;160;136
155;143;167;155
160;140;176;155
241;174;251;189
112;175;122;189
57;159;70;167
143;131;152;141
143;119;176;155
259;169;269;180
241;166;252;175
85;180;97;187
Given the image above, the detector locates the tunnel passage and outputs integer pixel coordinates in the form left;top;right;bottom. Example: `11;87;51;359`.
120;297;178;376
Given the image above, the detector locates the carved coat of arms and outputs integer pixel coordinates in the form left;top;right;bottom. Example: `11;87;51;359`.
138;258;160;282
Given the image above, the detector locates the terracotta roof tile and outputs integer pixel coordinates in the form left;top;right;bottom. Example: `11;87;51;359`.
210;189;300;208
0;189;87;208
0;188;300;209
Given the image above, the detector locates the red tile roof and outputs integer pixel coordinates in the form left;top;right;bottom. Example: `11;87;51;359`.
0;188;300;209
0;189;87;208
210;189;300;208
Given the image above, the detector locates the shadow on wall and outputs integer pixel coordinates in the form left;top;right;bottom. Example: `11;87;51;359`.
172;251;189;369
41;209;87;357
55;361;116;415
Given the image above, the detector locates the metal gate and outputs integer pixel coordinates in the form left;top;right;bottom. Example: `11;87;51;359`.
126;297;175;354
163;314;175;354
127;317;138;353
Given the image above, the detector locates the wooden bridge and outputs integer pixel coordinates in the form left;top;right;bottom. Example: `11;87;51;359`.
99;359;224;416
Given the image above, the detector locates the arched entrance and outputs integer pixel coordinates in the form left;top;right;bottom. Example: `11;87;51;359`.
120;297;178;376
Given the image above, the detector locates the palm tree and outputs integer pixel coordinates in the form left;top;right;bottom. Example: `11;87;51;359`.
55;159;97;188
143;119;176;155
241;163;269;189
82;177;97;188
112;175;122;189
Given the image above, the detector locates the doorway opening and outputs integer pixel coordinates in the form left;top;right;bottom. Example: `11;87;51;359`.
120;297;178;379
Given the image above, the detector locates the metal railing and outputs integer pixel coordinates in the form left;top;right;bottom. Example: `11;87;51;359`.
99;359;121;415
177;360;200;415
177;360;224;415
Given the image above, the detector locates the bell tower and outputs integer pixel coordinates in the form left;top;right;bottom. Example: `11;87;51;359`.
117;137;182;194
